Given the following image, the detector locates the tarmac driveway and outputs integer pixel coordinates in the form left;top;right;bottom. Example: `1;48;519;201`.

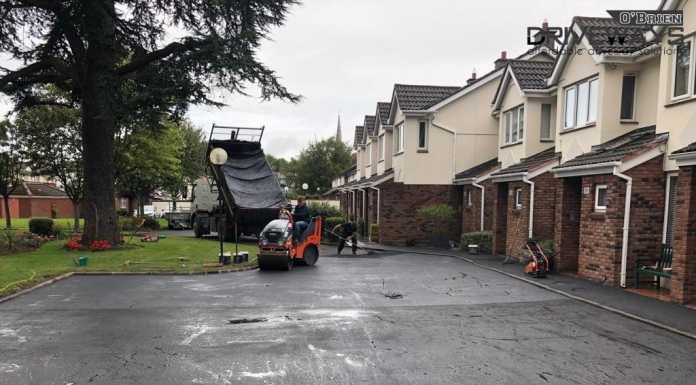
1;250;695;384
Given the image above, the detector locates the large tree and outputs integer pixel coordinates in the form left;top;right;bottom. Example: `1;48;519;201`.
0;122;23;228
0;0;300;244
288;137;351;195
12;105;84;232
162;119;207;211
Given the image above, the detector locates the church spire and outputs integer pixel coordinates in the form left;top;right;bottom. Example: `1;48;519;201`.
336;113;342;142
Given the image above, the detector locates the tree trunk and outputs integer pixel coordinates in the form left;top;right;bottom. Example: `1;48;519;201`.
172;197;177;211
80;0;119;245
3;195;11;229
72;201;81;234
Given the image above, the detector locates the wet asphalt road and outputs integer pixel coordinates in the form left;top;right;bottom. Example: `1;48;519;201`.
1;250;696;385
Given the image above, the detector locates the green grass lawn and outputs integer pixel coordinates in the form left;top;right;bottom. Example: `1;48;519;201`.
3;217;169;231
0;236;258;298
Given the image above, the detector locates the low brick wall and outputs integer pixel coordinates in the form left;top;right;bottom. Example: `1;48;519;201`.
378;181;460;246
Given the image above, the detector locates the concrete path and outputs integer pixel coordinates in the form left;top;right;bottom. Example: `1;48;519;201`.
1;250;695;384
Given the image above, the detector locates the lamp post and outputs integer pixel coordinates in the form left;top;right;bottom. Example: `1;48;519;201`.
209;147;228;265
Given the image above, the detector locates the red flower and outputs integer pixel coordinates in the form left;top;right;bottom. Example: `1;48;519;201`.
65;239;82;251
90;240;112;252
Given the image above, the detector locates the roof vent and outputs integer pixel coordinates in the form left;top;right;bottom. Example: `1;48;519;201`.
467;69;477;85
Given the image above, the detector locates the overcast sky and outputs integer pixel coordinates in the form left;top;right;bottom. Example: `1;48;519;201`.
1;0;659;159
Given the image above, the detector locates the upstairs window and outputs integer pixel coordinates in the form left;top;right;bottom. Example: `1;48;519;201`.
540;104;553;140
564;77;598;129
378;135;384;160
394;123;404;153
621;74;637;120
673;40;692;98
418;120;428;150
503;106;524;145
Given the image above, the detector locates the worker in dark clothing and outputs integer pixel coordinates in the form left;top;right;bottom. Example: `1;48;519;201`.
333;218;357;255
292;197;309;243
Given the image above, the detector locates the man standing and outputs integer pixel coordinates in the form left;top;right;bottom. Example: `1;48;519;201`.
333;218;357;255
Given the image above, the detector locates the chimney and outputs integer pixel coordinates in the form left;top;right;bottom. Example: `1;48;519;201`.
466;69;477;85
534;19;557;51
494;50;508;69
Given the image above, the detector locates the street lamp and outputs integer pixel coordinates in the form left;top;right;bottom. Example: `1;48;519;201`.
209;148;228;265
302;183;308;191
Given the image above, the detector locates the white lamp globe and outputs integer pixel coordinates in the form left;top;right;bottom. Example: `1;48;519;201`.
302;183;309;191
209;148;228;165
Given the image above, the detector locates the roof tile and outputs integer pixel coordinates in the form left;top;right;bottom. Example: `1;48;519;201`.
394;84;461;111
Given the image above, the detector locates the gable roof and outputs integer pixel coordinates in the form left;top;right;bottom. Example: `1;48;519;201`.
548;16;654;86
376;102;391;126
491;147;559;177
353;126;364;149
393;84;461;112
454;158;499;180
554;126;667;170
11;182;68;198
363;115;377;138
492;60;555;110
428;45;557;112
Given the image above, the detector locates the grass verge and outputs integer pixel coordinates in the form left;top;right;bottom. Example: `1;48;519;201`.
0;236;258;298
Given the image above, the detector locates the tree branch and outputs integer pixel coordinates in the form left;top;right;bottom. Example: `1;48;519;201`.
0;59;72;90
116;38;212;76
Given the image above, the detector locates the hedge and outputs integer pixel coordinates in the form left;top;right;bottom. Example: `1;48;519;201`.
461;231;493;253
29;218;54;237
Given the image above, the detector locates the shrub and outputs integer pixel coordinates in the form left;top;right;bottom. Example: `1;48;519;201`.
369;223;379;241
118;216;137;232
461;231;493;253
307;202;342;218
52;223;68;240
29;218;54;236
90;240;112;252
417;204;457;237
534;239;555;256
116;208;130;217
141;216;160;230
65;239;82;251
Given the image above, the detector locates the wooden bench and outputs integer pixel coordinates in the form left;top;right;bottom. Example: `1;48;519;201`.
635;244;673;290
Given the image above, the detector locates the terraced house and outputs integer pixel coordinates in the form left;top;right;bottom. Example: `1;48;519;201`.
335;1;696;305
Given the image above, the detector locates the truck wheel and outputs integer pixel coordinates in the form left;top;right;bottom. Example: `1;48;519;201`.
193;217;203;238
302;245;319;266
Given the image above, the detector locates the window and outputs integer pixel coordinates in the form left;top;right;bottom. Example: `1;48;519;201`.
564;77;598;129
465;189;472;207
394;124;404;153
378;135;384;160
595;185;608;212
367;143;372;163
503;105;524;145
515;188;523;209
620;74;636;120
120;197;129;209
418;120;428;149
540;104;553;140
673;40;691;98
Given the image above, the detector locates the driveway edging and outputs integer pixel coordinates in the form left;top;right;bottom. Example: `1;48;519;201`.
0;265;259;304
363;245;696;341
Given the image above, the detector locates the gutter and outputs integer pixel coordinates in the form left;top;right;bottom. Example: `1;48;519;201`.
613;167;633;288
522;175;535;239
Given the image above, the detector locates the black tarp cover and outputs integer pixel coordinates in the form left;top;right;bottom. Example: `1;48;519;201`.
212;140;286;210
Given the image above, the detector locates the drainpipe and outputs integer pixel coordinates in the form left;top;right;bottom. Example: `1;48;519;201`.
351;190;356;219
471;180;485;232
522;175;535;239
613;167;633;288
368;186;381;224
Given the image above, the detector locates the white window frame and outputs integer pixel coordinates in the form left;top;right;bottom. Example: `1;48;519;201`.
120;197;128;209
594;184;608;212
515;188;523;209
466;189;472;207
417;120;428;150
394;123;404;154
563;77;599;130
620;73;638;121
540;103;553;140
503;105;524;145
671;38;694;101
378;134;385;161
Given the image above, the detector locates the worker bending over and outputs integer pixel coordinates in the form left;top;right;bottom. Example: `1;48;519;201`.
333;218;357;255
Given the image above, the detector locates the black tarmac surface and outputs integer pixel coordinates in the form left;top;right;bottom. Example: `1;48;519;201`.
2;249;696;384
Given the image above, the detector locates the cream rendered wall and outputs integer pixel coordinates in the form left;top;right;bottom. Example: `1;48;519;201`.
498;79;526;169
391;106;406;183
657;0;696;171
370;136;379;175
526;96;556;155
554;43;602;163
376;125;393;175
401;115;455;185
599;56;659;142
356;147;365;179
434;76;501;175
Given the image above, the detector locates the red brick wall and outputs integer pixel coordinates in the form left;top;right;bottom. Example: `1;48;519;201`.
554;177;582;272
460;180;495;234
577;156;665;287
378;181;461;246
0;198;20;218
672;165;696;304
0;197;74;218
500;172;558;260
492;183;508;255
